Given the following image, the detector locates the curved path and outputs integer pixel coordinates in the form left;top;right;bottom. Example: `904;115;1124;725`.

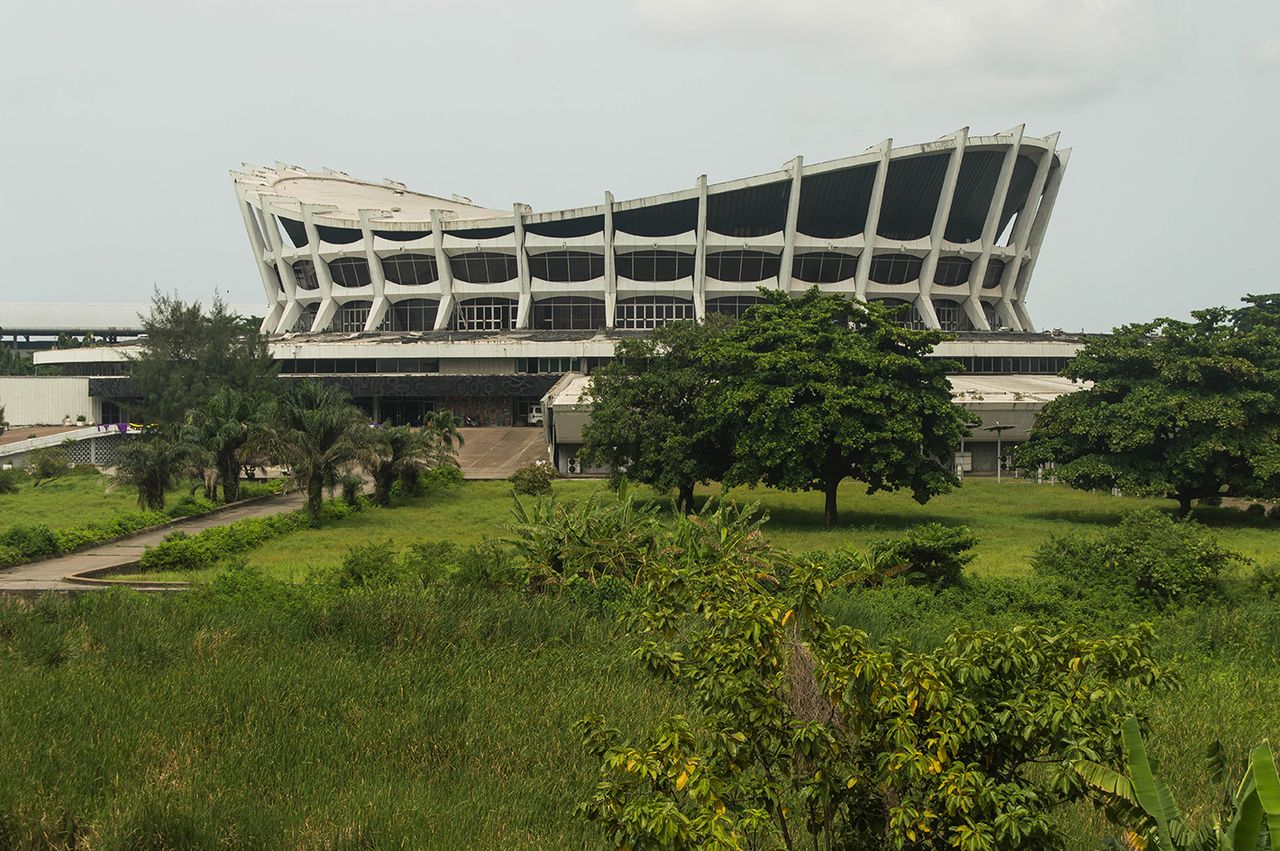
0;492;305;594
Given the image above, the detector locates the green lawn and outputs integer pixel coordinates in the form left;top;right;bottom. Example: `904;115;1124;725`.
0;472;172;532
127;476;1280;583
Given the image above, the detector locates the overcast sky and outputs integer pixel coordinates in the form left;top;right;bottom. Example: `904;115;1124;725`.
2;0;1277;332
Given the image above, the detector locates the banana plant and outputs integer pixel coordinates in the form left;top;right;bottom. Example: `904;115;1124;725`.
1076;715;1279;850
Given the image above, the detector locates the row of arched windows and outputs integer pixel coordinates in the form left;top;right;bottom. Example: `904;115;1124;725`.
286;254;1009;289
293;295;1003;333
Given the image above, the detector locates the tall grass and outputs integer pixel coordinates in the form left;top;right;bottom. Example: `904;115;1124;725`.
0;581;680;849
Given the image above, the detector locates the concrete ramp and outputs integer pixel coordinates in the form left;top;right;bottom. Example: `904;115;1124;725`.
456;427;548;479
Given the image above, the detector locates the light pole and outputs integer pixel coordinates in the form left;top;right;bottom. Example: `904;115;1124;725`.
983;422;1016;483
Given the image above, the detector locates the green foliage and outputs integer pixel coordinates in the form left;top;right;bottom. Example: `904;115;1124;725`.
113;434;193;511
180;386;262;503
0;524;60;560
703;289;976;526
0;468;22;494
261;380;372;517
369;415;462;506
872;522;979;587
1017;294;1280;514
582;318;733;513
128;291;276;428
418;462;463;493
579;503;1174;849
167;494;217;518
509;460;557;496
334;540;403;588
1076;714;1280;850
0;346;35;375
1254;564;1280;600
137;509;313;573
51;511;171;552
508;482;662;587
27;446;70;487
1033;509;1242;605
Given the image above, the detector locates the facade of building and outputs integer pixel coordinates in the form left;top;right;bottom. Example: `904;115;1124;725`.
230;126;1068;338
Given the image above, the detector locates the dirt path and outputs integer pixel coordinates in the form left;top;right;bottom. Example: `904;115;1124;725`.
0;492;306;594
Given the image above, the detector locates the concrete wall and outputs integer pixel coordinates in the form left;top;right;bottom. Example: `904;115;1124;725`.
0;377;97;426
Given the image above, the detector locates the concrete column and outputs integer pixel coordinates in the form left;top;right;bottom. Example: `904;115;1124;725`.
778;156;803;291
965;125;1023;331
359;210;390;332
693;174;708;320
302;207;337;333
430;209;455;331
513;203;532;329
915;128;967;331
603;192;616;329
1011;147;1071;332
233;185;283;334
992;133;1058;331
854;139;892;301
255;197;301;334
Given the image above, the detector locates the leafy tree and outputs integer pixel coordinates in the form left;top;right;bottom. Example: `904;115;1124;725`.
113;435;192;510
582;318;732;514
261;380;372;517
368;414;462;507
129;291;276;428
181;387;262;504
578;503;1172;849
0;345;35;375
1017;295;1280;515
702;290;974;526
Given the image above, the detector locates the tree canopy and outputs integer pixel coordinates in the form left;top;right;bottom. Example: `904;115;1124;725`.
1017;294;1280;514
582;318;732;514
129;291;276;428
704;290;974;526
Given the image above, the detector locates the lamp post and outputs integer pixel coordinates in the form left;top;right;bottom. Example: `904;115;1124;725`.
983;422;1016;483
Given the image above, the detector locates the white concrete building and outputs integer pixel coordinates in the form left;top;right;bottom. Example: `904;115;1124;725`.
231;126;1068;338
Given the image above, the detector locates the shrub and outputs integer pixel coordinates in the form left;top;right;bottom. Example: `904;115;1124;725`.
334;540;404;589
870;522;978;587
168;495;216;519
1268;505;1280;522
0;468;24;494
1032;509;1241;604
0;545;23;568
509;461;555;496
1245;502;1266;517
1253;563;1280;599
339;473;364;509
453;541;521;588
27;447;70;487
400;540;458;585
419;463;463;493
0;524;59;560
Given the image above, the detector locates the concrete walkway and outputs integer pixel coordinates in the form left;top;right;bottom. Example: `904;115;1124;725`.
456;427;548;479
0;492;306;594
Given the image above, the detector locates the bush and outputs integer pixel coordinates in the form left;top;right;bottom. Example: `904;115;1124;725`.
1246;502;1266;517
870;522;978;587
0;468;23;494
339;474;364;509
27;447;70;486
52;511;169;552
1253;563;1280;599
509;461;555;496
1268;505;1280;522
0;545;23;568
400;540;459;585
453;541;521;588
420;463;463;493
137;508;315;573
334;540;404;589
168;495;216;518
0;524;60;560
1032;509;1241;604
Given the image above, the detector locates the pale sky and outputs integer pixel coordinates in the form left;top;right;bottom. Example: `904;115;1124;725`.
2;0;1277;332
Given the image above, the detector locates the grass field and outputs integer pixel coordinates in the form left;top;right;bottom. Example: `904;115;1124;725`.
125;476;1280;583
0;472;179;533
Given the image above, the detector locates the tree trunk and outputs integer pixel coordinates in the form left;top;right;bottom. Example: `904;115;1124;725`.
678;483;695;516
823;479;840;528
374;467;393;506
1175;493;1193;517
221;457;240;504
307;475;324;518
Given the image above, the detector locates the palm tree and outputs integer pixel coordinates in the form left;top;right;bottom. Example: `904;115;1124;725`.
181;387;260;503
114;434;192;511
261;380;372;517
368;412;463;506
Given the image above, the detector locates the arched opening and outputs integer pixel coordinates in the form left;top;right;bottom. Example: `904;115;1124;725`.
387;298;439;331
867;254;922;285
381;253;439;286
982;258;1006;289
337;301;373;333
329;257;372;288
933;256;972;286
792;252;858;284
705;250;781;282
450;252;518;284
455;297;517;331
528;251;605;283
291;259;319;290
616;250;695;282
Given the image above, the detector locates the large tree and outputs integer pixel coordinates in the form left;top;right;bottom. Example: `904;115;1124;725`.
581;318;732;514
703;290;973;526
181;387;262;503
1017;295;1280;515
129;291;275;428
368;411;463;506
261;380;372;516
